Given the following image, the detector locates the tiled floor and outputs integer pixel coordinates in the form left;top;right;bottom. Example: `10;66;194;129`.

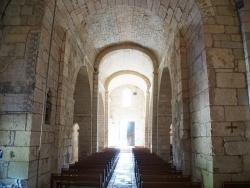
107;148;137;188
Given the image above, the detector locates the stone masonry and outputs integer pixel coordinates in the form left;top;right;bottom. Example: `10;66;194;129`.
0;0;250;188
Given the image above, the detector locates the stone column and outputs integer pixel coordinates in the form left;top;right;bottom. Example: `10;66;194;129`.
104;91;109;147
237;2;250;104
92;71;99;153
144;91;150;148
151;72;158;154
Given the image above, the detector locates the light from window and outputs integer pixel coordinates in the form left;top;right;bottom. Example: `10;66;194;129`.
123;89;131;107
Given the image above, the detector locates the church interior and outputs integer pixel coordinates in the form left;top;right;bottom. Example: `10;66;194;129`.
0;0;250;187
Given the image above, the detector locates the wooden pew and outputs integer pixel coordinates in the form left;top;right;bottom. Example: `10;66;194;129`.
135;164;176;178
136;169;182;182
138;175;191;188
141;182;202;188
51;147;120;188
223;181;250;188
51;173;103;188
139;169;182;176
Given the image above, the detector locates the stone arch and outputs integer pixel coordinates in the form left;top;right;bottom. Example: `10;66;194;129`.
157;67;172;161
105;70;151;91
94;43;158;72
73;66;92;158
108;84;146;147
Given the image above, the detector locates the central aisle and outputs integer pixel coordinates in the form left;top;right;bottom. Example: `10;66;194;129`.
107;148;137;188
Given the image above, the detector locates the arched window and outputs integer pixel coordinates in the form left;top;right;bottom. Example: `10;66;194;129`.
45;90;52;125
122;89;131;107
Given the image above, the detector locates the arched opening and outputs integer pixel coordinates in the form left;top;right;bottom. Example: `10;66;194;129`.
108;85;146;147
73;66;92;158
71;123;79;163
157;67;172;161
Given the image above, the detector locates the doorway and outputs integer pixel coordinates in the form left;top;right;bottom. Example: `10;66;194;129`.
127;121;135;146
119;121;135;147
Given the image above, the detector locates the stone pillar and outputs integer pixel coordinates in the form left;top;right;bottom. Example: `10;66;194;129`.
92;71;99;153
104;91;109;147
144;91;150;148
97;93;105;151
238;2;250;104
151;72;158;154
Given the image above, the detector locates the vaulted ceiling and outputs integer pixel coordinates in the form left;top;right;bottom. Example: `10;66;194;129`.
59;0;202;92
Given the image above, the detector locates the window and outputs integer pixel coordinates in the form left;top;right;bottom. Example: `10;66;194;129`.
45;90;52;124
122;89;131;107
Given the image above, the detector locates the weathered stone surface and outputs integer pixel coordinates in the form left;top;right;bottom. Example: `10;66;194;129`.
4;34;27;43
216;73;246;88
0;94;31;112
211;122;245;137
21;5;33;16
5;5;21;16
225;141;250;155
10;0;26;5
0;44;15;56
212;137;225;155
0;131;11;146
8;162;29;179
225;106;249;121
1;147;29;161
213;174;232;188
210;106;225;121
232;173;250;181
237;89;249;105
0;114;27;131
213;156;242;173
14;131;31;146
210;88;237;105
243;156;250;171
207;48;234;69
204;25;225;33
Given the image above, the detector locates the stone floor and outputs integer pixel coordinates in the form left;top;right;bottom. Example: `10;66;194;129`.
107;148;137;188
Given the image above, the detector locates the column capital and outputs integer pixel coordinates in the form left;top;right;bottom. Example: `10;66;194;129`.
153;71;158;75
93;68;99;74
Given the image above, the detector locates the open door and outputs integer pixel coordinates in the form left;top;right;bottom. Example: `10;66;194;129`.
127;121;135;146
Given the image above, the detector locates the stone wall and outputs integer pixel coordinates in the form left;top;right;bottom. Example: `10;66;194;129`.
205;1;250;187
0;0;46;186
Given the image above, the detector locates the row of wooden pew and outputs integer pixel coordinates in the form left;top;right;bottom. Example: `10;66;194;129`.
223;181;250;188
133;147;250;188
51;148;120;188
133;147;201;188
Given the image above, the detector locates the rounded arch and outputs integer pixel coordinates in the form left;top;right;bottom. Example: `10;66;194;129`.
105;70;151;91
157;67;172;161
73;66;92;158
94;43;158;71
